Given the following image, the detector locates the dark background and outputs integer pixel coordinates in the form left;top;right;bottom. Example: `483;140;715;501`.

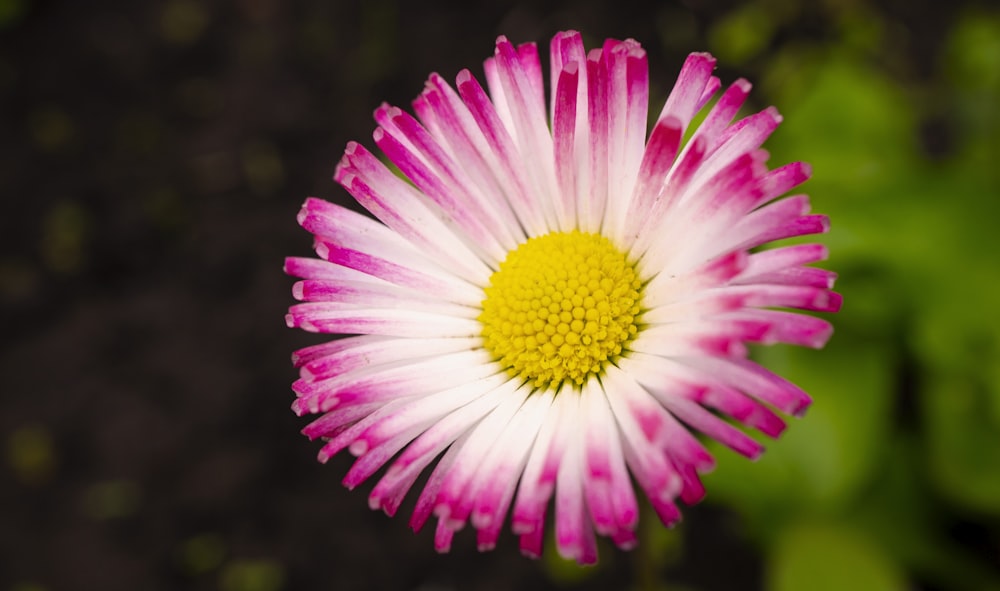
1;1;995;590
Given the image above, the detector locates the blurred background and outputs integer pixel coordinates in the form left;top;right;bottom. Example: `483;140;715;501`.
1;0;999;590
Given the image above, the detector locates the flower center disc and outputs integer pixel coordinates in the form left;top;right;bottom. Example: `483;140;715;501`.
479;230;644;390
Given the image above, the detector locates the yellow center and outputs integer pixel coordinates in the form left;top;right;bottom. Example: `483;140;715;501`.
479;230;644;390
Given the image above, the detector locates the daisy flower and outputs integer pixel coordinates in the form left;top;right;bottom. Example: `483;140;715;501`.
285;31;839;564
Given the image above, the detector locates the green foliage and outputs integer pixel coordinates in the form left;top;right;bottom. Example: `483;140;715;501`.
700;3;1000;589
219;558;285;591
767;522;907;591
0;0;27;29
708;4;777;65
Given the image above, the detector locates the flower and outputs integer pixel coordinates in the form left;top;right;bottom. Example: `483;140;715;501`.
285;31;839;565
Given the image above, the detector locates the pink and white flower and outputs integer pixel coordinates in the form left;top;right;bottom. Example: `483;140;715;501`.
285;31;839;564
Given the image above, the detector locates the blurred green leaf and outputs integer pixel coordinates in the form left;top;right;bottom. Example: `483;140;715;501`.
945;10;1000;99
176;533;227;576
160;0;209;45
0;0;27;29
943;9;1000;194
219;558;285;591
709;4;776;65
922;370;1000;514
761;50;929;298
766;521;907;591
6;424;56;486
849;436;1000;591
704;335;896;530
82;479;141;520
911;262;1000;380
766;51;916;184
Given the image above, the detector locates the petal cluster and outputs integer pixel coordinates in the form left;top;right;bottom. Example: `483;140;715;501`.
285;31;839;564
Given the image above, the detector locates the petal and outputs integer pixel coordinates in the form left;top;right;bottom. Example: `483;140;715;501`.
739;243;829;277
368;375;515;517
470;390;554;550
299;198;484;304
552;392;599;564
683;356;813;417
723;309;834;349
551;61;581;231
427;382;531;530
692;78;752;150
602;366;689;526
415;75;528;241
619;116;683;247
578;48;609;233
488;37;559;230
372;110;517;260
285;304;481;339
297;335;480;382
656;52;717;131
456;68;548;236
336;141;495;284
511;387;570;537
600;39;649;243
342;374;513;489
580;379;639;543
292;279;480;318
294;349;498;416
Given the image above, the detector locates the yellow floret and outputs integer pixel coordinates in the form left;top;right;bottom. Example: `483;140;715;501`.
479;230;644;390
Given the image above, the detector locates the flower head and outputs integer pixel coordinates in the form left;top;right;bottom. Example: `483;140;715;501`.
285;31;840;564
